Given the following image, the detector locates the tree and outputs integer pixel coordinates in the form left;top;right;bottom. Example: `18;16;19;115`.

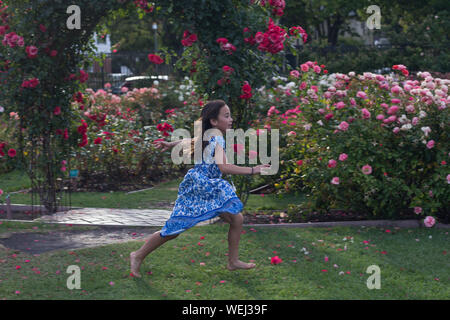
0;0;307;211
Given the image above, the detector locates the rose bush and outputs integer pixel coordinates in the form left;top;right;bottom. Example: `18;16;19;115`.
254;62;449;223
67;78;205;189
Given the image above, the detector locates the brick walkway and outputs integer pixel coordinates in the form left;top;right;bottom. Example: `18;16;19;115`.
35;208;219;227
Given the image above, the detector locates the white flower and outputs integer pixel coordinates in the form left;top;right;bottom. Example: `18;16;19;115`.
317;120;323;126
419;111;427;118
421;126;431;136
303;123;312;131
339;271;345;275
0;106;4;113
401;124;412;131
178;95;184;101
398;115;409;124
286;82;296;88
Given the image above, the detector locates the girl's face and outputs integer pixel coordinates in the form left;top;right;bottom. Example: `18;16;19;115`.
210;105;233;134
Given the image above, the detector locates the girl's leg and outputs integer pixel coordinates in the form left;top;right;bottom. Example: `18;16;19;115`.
130;230;179;277
220;212;256;271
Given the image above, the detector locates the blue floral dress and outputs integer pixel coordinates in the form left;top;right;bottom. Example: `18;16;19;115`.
160;135;243;237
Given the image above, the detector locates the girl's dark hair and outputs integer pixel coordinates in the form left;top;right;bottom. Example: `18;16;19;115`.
190;99;227;161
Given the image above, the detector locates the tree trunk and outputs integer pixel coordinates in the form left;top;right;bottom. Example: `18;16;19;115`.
327;14;343;47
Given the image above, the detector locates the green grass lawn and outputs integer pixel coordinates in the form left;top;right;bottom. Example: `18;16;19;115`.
1;169;304;211
0;221;448;300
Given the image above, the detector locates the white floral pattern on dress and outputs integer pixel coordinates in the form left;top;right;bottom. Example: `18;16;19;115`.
160;135;243;237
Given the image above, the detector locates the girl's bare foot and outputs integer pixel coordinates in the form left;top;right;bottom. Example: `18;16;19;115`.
130;252;143;278
227;260;256;271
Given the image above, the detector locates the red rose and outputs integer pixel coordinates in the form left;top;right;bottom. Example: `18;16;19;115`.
216;38;228;45
148;54;164;64
53;106;61;115
94;137;102;144
78;70;89;83
63;128;69;140
8;148;16;157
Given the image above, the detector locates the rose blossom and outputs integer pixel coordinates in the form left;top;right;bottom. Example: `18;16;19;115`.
361;108;371;119
331;177;340;185
26;46;38;59
362;164;372;175
414;207;422;214
339;153;348;161
290;70;300;78
338;121;349;131
423;216;436;228
356;91;368;99
426;140;435;149
328;159;337;168
336;101;345;109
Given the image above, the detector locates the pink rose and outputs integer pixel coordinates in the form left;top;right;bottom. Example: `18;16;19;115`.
336;101;345;109
405;104;416;113
339;153;348;161
423;216;436;228
356;91;368;99
362;164;372;175
300;64;309;72
26;46;38;59
325;113;333;120
376;114;385;121
426;140;435;149
338;121;349;131
290;70;300;78
328;159;337;168
271;256;283;265
393;127;400;134
391;85;402;94
387;105;399;115
414;207;422;215
361;108;371;119
331;177;340;185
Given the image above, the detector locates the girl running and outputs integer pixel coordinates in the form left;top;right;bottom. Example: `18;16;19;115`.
130;99;270;277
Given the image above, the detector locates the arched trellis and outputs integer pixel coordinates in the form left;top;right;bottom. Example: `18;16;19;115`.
0;0;306;213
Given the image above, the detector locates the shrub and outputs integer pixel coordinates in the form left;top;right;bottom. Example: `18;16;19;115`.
256;62;449;223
